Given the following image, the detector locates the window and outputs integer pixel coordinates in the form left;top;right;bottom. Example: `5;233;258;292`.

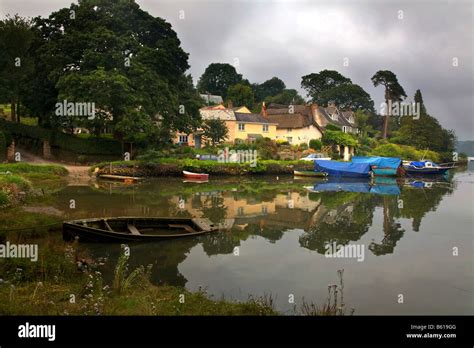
179;135;188;143
263;124;269;132
287;137;293;144
287;128;292;133
238;207;244;215
238;123;245;131
342;126;347;133
262;206;268;214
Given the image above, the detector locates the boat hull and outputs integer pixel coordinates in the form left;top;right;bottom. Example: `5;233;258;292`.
183;171;209;180
372;167;398;176
63;217;217;243
404;167;450;175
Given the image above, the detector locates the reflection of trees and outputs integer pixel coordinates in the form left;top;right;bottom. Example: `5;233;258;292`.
201;230;239;256
369;196;405;256
201;195;227;224
394;184;453;232
299;194;377;254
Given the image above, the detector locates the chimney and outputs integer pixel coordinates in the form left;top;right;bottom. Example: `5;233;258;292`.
262;101;268;118
227;100;233;109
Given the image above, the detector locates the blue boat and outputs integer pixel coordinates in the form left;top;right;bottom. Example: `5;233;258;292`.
314;160;371;178
351;156;402;176
403;161;454;175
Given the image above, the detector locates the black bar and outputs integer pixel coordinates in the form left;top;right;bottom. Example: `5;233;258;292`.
0;315;472;346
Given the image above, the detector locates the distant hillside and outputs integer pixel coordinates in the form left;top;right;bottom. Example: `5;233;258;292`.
456;141;474;156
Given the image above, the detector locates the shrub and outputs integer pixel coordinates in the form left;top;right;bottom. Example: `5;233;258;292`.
370;143;440;162
309;139;322;151
299;143;308;151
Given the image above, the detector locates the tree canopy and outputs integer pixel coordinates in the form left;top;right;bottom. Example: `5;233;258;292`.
197;63;243;100
227;83;255;108
7;0;202;143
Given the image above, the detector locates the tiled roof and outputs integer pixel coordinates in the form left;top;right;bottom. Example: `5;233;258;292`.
235;112;274;124
200;106;235;121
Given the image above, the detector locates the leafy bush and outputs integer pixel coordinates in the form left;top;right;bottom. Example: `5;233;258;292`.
309;139;322;150
322;130;358;147
370;143;440;162
299;143;308;151
326;124;342;131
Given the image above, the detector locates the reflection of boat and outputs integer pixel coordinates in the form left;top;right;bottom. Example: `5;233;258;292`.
314;160;372;178
352;156;402;176
63;217;218;242
183;171;209;180
403;161;454;175
294;170;327;177
308;178;401;195
183;179;209;184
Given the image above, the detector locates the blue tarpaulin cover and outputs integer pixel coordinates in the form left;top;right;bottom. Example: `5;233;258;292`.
352;156;401;169
314;160;371;177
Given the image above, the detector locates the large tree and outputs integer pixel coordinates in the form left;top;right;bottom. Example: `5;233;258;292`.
226;83;254;108
0;15;34;123
202;118;228;146
197;63;242;99
253;77;286;102
371;70;407;138
301;70;352;101
397;89;455;153
264;89;305;105
22;0;201;142
317;84;374;112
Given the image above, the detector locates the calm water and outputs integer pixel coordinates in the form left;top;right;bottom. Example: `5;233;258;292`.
21;166;474;314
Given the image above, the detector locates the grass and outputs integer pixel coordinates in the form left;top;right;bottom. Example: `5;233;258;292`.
0;163;69;176
0;242;277;316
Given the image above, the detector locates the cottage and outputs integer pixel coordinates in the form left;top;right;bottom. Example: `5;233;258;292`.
264;103;323;145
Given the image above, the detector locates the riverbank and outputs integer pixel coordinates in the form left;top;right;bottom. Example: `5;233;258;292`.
92;158;314;177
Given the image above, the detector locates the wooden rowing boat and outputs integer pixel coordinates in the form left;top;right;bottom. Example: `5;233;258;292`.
294;170;328;177
99;174;142;182
183;170;209;180
63;217;218;242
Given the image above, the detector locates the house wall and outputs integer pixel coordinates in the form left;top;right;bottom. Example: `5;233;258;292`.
233;122;277;141
274;125;322;145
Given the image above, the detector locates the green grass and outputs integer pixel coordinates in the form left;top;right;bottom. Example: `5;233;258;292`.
0;174;31;191
0;163;68;176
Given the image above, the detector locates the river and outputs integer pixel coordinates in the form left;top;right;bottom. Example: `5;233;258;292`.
16;165;474;314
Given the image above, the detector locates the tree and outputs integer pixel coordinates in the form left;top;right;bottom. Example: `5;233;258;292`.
253;77;286;102
354;110;370;137
0;15;34;123
317;84;374;112
371;70;407;138
301;70;352;101
265;89;305;105
226;83;254;108
21;0;200;143
197;63;242;99
397;89;455;153
202;118;228;146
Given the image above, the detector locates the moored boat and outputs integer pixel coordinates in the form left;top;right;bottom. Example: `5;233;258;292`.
293;170;328;177
314;160;372;178
402;160;454;175
183;170;209;180
351;156;402;176
63;217;218;242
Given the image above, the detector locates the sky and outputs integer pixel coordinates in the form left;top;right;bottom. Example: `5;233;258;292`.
1;0;472;139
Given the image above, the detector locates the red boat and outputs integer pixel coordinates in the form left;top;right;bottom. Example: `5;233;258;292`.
183;170;209;180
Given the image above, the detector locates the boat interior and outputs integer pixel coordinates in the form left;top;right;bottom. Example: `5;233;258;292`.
76;218;202;236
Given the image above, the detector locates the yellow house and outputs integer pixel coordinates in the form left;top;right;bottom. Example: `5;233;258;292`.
233;112;277;142
175;105;277;148
265;104;323;145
